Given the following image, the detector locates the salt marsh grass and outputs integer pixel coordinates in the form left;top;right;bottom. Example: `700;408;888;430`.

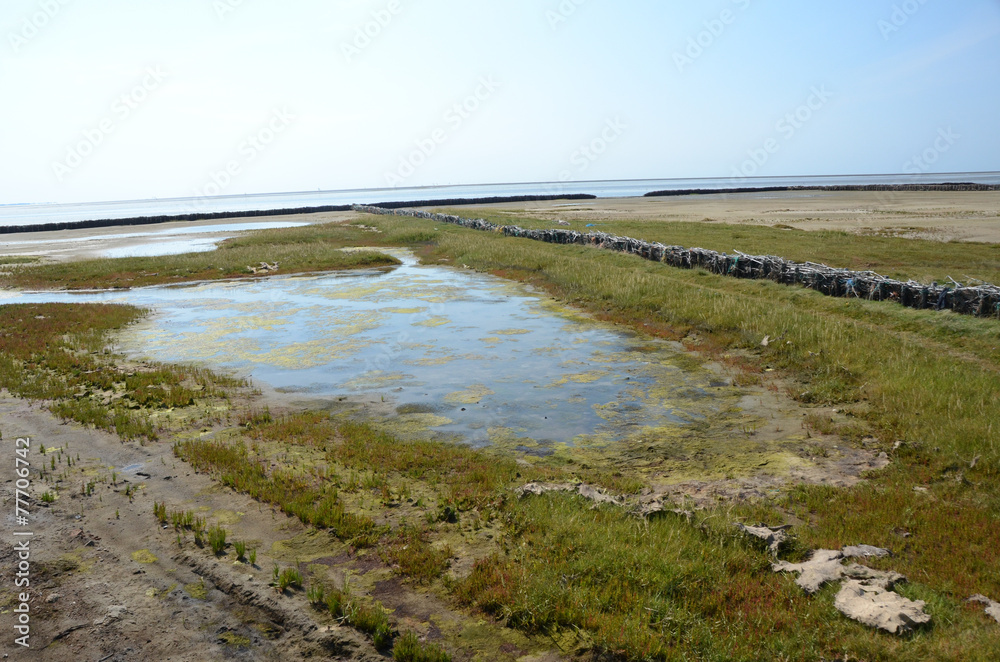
0;234;399;290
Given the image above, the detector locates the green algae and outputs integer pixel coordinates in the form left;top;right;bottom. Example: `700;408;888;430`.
212;509;244;525
184;580;208;600
444;385;494;405
547;370;609;386
131;549;158;564
414;316;451;327
490;328;531;336
270;529;346;563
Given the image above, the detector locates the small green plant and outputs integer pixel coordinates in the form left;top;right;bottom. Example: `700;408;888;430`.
275;567;303;592
233;540;247;562
208;525;227;556
306;583;326;607
392;631;451;662
347;600;393;649
40;491;55;503
248;548;257;566
153;501;167;523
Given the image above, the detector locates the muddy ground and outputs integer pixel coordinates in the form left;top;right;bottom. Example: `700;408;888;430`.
0;395;575;661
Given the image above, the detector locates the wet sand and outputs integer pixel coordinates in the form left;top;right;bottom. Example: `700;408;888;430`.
0;211;355;262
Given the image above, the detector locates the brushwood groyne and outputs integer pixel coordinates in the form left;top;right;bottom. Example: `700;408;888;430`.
0;194;596;235
354;205;1000;319
645;183;1000;197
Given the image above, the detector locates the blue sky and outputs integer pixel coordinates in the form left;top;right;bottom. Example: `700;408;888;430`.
2;0;998;204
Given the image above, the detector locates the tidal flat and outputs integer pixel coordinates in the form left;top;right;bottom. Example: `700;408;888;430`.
2;194;1000;661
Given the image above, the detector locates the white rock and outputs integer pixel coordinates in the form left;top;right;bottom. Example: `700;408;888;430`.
773;549;845;594
835;580;930;634
968;595;1000;624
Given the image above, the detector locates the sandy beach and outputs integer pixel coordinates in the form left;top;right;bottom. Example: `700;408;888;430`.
489;190;1000;243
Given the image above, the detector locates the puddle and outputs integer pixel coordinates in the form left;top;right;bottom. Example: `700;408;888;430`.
7;249;755;451
1;220;311;259
102;237;222;258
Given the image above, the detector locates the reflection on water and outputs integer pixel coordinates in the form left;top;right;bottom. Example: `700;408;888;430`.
7;249;736;447
102;237;222;258
1;220;310;259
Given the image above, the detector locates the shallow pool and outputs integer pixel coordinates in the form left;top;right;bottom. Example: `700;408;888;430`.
6;249;737;448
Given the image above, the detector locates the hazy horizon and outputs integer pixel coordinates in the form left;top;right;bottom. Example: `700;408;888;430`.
3;1;999;206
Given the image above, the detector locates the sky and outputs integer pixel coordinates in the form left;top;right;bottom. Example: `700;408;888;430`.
1;0;999;205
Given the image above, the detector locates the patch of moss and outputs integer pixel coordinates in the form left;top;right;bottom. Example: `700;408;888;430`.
131;549;158;564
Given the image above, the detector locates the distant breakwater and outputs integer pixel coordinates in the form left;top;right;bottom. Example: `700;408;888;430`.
645;183;1000;197
0;194;596;235
354;205;1000;320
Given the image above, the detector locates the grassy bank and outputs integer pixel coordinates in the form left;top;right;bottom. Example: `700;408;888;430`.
436;207;1000;286
0;232;399;290
0;303;245;441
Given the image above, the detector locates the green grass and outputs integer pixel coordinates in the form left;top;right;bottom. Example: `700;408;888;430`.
275;566;303;591
380;527;452;584
393;631;451;662
0;255;41;265
0;303;243;442
316;582;394;649
438;207;1000;286
173;436;379;543
0;232;399;290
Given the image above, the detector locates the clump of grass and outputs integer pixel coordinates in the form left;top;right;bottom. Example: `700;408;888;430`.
233;540;247;562
392;631;451;662
0;255;40;265
380;528;452;584
208;525;227;556
174;438;378;543
274;566;303;592
315;580;394;649
306;582;326;607
345;599;393;649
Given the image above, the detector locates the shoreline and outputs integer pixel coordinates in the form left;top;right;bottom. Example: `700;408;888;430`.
4;182;999;236
0;193;596;236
